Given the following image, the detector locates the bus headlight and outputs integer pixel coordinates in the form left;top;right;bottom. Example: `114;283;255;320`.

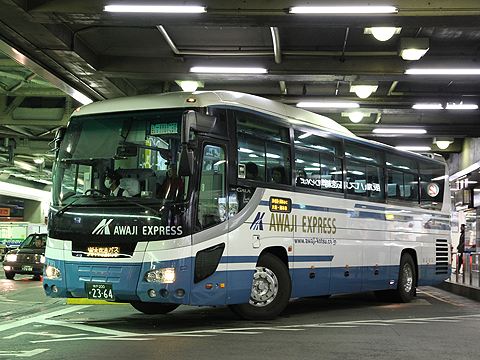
45;265;62;279
5;253;17;262
144;268;175;283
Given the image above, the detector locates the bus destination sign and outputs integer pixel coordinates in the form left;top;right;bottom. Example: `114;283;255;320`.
269;196;292;213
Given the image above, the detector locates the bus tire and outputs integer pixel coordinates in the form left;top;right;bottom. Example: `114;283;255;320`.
229;252;291;320
130;302;180;315
395;253;416;303
5;271;14;280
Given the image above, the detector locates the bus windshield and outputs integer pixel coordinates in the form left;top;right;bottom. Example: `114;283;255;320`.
52;109;190;206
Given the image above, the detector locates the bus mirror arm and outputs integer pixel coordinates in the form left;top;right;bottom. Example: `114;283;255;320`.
178;144;193;176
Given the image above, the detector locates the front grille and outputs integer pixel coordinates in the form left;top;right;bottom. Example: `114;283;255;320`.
435;238;449;274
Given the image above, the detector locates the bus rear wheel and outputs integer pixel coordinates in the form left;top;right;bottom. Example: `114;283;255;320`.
130;302;180;315
5;271;15;280
229;252;291;320
374;253;416;303
395;253;416;302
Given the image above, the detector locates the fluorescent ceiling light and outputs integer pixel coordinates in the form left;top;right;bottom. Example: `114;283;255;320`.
446;103;478;110
289;6;397;14
0;181;50;201
412;103;443;110
104;5;206;13
364;27;401;41
405;69;480;75
297;102;359;109
373;128;427;134
190;67;267;74
396;146;431;151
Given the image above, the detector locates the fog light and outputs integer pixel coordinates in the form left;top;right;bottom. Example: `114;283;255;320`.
176;289;185;297
4;265;11;271
148;289;157;298
51;285;58;293
144;268;175;283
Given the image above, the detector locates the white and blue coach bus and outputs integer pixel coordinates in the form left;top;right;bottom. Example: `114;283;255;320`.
43;91;451;319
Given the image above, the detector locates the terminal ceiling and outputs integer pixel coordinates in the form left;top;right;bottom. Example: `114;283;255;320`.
0;0;480;187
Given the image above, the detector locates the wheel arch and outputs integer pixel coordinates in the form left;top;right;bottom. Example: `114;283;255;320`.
258;246;289;270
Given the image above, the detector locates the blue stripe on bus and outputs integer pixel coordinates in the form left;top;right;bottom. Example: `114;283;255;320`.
292;255;334;262
220;255;334;264
259;200;450;224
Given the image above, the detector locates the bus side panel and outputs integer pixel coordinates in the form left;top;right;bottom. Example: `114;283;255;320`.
225;222;269;305
329;238;363;294
189;234;228;306
361;239;392;292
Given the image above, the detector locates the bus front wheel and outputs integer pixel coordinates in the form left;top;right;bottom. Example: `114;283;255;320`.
130;302;180;315
229;253;291;320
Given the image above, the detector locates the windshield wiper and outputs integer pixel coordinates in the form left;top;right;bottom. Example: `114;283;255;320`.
55;190;107;217
116;196;162;216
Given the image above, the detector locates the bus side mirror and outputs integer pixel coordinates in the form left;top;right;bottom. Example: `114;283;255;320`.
181;110;217;145
179;111;216;177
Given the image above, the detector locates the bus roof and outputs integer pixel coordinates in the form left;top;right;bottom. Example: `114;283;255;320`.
72;90;354;137
72;90;444;165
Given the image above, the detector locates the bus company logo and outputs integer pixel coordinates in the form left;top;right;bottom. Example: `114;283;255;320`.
250;212;265;230
427;182;440;197
92;219;114;235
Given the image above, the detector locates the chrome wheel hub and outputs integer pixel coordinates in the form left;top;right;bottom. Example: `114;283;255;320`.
401;263;413;293
249;266;278;307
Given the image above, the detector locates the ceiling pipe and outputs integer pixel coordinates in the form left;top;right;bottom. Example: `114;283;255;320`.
387;81;400;96
157;25;397;57
270;27;282;64
340;28;350;62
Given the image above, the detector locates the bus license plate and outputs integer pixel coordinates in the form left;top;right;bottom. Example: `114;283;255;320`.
86;282;115;300
22;265;33;271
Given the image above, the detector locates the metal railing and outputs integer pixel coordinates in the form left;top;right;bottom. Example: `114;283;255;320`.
452;252;480;287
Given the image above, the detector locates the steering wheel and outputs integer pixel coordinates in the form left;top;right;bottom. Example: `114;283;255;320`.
84;188;107;196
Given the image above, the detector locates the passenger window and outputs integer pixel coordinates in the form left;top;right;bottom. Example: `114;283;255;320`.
294;130;341;156
346;160;384;199
386;154;418;172
321;154;343;193
237;112;289;142
387;170;419;203
267;143;291;185
238;135;291;185
295;148;342;193
345;142;383;165
197;145;227;230
238;135;265;181
295;149;319;188
419;160;445;210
